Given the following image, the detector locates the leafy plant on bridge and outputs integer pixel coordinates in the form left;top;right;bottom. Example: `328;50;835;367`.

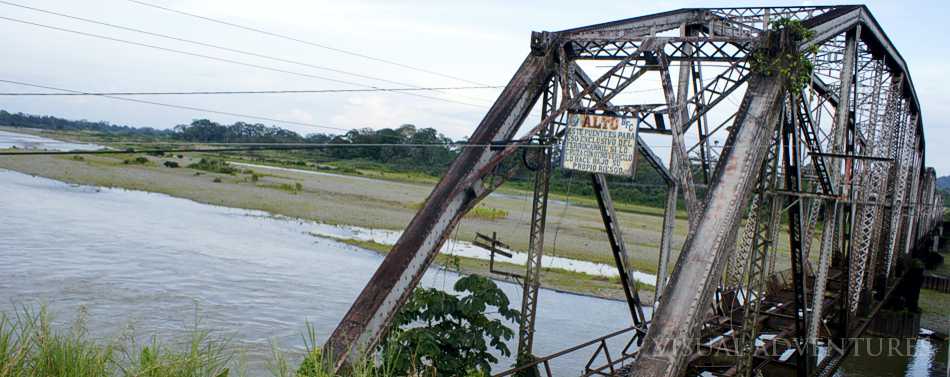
750;18;818;95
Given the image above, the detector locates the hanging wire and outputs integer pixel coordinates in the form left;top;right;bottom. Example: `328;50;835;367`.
0;86;502;96
549;171;577;258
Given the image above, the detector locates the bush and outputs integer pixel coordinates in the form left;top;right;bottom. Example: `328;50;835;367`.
213;178;222;183
163;161;180;168
188;158;237;175
123;156;149;165
923;251;944;270
380;275;519;376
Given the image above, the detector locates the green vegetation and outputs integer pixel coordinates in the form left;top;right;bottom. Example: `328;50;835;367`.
123;157;149;165
382;275;518;376
0;110;170;138
0;306;233;377
0;111;680;211
326;237;655;299
1;277;518;377
407;203;511;221
750;18;817;94
467;205;508;221
188;158;238;175
919;289;950;335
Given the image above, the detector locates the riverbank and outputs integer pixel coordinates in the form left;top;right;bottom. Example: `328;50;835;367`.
0;141;668;300
920;286;950;336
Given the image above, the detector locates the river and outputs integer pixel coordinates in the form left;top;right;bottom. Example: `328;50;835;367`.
0;169;638;375
0;131;946;376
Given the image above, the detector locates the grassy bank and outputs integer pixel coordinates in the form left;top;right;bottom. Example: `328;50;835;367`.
327;237;654;302
919;289;950;335
0;127;822;302
0;304;483;377
0;306;240;377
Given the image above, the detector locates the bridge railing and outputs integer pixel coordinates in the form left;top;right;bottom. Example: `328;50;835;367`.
491;325;646;377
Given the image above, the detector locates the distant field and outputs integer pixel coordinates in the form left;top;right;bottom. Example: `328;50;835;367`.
0;126;817;300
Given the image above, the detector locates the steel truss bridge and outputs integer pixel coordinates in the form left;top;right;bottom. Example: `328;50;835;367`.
325;6;944;377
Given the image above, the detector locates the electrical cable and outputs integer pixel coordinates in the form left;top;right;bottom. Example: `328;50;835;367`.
0;0;496;105
0;78;353;132
125;0;491;87
0;15;485;108
0;142;554;156
0;86;502;96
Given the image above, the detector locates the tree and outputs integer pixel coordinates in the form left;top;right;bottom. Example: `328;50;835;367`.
381;275;520;376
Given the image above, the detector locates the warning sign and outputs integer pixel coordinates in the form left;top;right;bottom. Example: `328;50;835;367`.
561;113;638;176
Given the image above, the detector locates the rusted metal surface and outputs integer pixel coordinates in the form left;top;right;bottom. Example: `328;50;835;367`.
324;52;554;366
632;73;786;377
592;173;646;326
326;6;941;377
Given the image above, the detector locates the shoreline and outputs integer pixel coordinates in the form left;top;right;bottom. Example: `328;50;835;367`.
0;164;649;302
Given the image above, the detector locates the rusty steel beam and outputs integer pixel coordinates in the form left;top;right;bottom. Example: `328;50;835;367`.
782;96;811;377
631;72;786;377
592;173;646;326
516;76;558;362
658;51;700;225
324;51;554;366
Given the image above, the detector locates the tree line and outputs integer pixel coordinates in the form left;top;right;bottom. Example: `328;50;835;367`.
1;110;673;208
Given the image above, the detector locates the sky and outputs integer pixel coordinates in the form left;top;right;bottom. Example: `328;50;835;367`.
0;0;948;174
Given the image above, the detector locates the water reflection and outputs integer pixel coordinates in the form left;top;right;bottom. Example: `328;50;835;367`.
837;337;948;377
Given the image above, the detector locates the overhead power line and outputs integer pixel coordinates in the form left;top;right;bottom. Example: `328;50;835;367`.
0;142;554;157
0;0;495;105
125;0;490;87
0;86;501;96
0;79;356;132
0;15;485;108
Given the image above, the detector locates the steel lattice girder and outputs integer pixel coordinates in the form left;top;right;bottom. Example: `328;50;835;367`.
323;6;936;376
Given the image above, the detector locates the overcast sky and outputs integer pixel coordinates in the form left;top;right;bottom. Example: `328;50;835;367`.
1;1;948;173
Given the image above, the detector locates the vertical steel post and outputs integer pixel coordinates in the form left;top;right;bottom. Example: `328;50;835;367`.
658;51;700;225
783;97;811;377
654;185;678;302
735;126;782;377
516;77;557;363
592;173;646;326
630;73;786;377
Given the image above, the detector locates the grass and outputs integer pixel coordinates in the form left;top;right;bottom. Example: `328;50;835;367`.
188;158;238;175
0;306;234;377
918;289;950;335
0;305;414;377
467;205;509;221
0;143;689;283
260;182;304;194
326;237;655;300
123;157;149;165
407;202;509;221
